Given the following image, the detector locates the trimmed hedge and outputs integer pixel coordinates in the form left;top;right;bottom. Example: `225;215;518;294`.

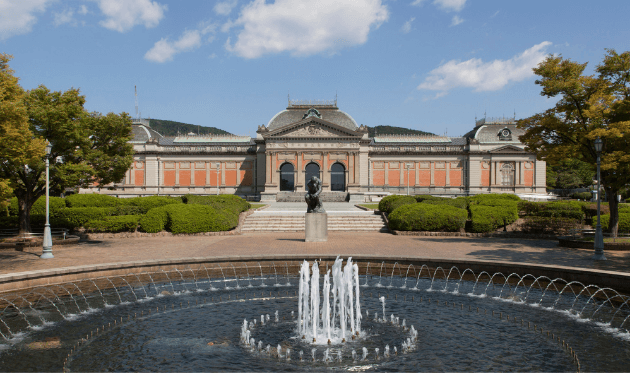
9;196;66;217
535;201;584;220
388;203;468;232
66;194;120;208
571;191;593;200
470;205;519;233
470;193;521;203
378;195;416;214
421;197;469;210
84;215;141;233
56;207;114;228
122;196;183;212
620;204;630;213
601;213;630;233
521;216;583;234
183;194;250;214
413;195;441;203
139;206;170;233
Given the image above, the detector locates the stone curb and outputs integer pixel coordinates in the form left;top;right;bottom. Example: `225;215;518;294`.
558;237;630;251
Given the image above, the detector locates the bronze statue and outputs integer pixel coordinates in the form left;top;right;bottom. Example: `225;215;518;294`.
305;176;325;213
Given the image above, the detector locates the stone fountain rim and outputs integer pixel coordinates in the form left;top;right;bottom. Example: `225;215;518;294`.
1;254;629;295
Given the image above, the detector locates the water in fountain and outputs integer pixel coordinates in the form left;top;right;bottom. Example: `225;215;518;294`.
297;257;361;345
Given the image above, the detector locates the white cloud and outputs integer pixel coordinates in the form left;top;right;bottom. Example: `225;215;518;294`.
145;29;203;63
401;17;415;33
417;41;552;96
97;0;167;32
78;5;89;15
450;15;463;26
53;8;75;27
214;0;237;16
225;0;389;59
410;0;426;5
433;0;466;12
0;0;54;40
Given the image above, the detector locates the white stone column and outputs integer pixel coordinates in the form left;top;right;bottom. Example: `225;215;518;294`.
175;162;180;186
384;161;389;186
430;162;434;186
220;161;226;186
206;162;210;185
445;162;451;187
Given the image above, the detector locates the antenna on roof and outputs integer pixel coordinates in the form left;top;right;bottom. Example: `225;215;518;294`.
335;90;337;106
288;92;290;106
134;86;140;120
514;109;516;119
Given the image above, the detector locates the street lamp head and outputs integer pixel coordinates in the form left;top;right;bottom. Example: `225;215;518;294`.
45;141;52;155
595;137;603;153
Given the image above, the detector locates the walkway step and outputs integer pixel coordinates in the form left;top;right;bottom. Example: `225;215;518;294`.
241;212;388;233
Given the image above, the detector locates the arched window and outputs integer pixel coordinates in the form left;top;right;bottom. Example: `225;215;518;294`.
305;163;320;190
280;163;294;191
500;163;515;186
331;163;346;191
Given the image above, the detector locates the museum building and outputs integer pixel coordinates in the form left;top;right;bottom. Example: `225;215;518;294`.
83;100;546;201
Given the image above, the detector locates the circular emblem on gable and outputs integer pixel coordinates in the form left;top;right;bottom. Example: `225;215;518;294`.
500;128;511;138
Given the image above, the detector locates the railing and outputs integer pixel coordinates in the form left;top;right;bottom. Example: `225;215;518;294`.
370;146;464;153
0;228;70;240
288;99;337;107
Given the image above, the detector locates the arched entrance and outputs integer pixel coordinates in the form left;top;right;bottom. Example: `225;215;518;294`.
305;163;320;190
331;163;346;191
500;163;515;186
280;163;295;191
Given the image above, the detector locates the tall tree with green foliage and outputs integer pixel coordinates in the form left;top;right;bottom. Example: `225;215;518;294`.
519;49;630;236
0;55;135;233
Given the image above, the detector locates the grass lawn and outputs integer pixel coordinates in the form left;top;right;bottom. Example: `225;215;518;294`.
249;203;267;209
358;204;380;210
576;237;630;243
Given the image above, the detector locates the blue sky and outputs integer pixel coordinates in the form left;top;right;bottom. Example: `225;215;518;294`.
2;0;628;137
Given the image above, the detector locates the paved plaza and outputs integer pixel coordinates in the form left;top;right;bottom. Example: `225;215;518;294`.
2;231;630;276
1;202;629;277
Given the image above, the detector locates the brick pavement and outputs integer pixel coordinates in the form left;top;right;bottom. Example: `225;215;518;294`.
1;232;629;276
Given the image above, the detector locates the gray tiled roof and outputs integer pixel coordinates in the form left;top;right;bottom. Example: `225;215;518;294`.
130;125;164;143
369;136;467;146
158;137;254;146
267;108;358;131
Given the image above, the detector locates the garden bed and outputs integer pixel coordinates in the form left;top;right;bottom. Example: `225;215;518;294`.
558;236;630;251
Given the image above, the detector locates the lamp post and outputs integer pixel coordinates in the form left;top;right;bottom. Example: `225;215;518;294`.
41;142;53;259
406;164;411;195
216;162;220;195
593;137;606;261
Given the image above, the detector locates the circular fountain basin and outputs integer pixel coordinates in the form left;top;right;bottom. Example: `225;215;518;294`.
0;259;629;371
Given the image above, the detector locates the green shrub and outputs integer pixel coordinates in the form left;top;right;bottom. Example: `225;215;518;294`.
388;203;468;232
167;204;238;234
378;195;416;214
123;196;183;213
421;197;469;210
56;207;114;228
470;193;521;203
619;204;630;213
0;216;18;229
184;194;250;214
521;216;583;234
571;191;593;200
85;215;141;233
139;206;170;233
470;205;519;233
109;205;146;216
582;203;610;219
9;196;66;217
413;195;441;203
535;201;585;220
518;201;545;215
66;194;120;208
601;213;630;233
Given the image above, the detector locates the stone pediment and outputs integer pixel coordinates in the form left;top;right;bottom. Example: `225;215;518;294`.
265;117;360;139
488;145;527;154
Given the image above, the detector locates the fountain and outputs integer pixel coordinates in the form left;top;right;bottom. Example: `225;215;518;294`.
0;258;628;371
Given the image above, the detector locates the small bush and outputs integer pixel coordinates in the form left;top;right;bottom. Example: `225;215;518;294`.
582;203;610;220
139;206;170;233
535;201;585;220
601;213;630;233
470;205;519;233
388;203;468;232
0;216;18;229
9;196;66;217
470;193;521;203
109;205;146;216
85;215;141;233
122;196;183;213
413;195;441;203
66;194;119;208
521;216;583;234
56;207;114;228
619;204;630;213
167;204;239;234
421;197;469;210
184;194;250;214
378;195;416;214
571;191;593;201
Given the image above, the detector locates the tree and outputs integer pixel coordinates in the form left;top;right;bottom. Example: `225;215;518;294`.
0;55;135;233
518;49;630;236
547;158;595;190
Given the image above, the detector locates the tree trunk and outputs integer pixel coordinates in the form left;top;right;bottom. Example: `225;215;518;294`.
18;196;34;235
607;187;619;238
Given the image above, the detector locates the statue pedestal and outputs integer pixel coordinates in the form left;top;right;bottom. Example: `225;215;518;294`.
305;213;328;242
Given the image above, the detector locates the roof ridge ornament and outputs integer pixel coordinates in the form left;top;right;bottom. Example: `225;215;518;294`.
302;107;322;119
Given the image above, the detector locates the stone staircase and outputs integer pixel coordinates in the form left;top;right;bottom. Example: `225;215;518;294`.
241;212;389;233
276;191;348;202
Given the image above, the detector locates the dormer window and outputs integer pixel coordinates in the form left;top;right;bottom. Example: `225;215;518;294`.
499;128;512;141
